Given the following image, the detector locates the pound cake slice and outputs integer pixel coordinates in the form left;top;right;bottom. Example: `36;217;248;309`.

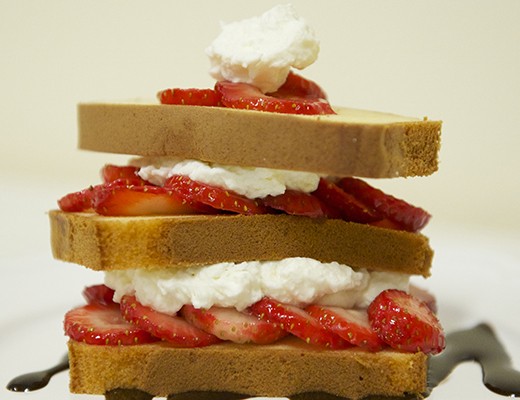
51;4;445;400
68;338;428;399
50;212;433;275
78;104;441;178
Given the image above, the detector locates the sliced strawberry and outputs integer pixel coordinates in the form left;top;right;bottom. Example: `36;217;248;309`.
261;190;325;218
164;175;268;215
64;303;157;345
57;176;147;213
367;289;445;354
249;297;350;349
101;164;142;184
120;295;221;347
92;183;204;216
82;284;115;306
368;218;405;230
103;177;149;188
215;81;335;115
338;177;431;232
58;186;95;212
158;88;222;106
312;178;382;223
271;71;329;100
306;305;384;351
181;305;287;344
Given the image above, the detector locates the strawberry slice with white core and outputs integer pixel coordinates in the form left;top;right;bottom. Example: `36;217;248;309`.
249;297;351;349
64;303;157;346
92;183;205;216
368;289;445;354
261;190;325;218
306;305;384;351
338;177;431;232
164;175;268;215
120;295;221;347
215;81;335;115
158;88;222;106
181;305;287;344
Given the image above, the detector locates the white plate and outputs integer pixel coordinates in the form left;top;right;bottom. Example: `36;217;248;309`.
1;222;520;400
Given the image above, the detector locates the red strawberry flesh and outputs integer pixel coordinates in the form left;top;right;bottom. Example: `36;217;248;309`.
215;81;335;115
338;177;431;232
368;289;445;354
306;305;384;351
120;295;221;347
249;297;350;349
272;71;329;100
58;186;95;212
181;305;287;344
312;179;381;223
261;190;325;218
101;164;142;184
158;88;222;106
82;284;116;306
92;183;205;216
64;303;157;346
164;175;267;215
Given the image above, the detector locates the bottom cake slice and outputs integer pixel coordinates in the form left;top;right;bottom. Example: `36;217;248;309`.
68;338;428;400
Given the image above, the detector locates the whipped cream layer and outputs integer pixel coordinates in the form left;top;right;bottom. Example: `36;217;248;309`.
131;157;321;199
206;4;319;93
105;258;410;314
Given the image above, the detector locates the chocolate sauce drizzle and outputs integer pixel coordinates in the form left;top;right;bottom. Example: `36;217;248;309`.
428;323;520;397
6;323;520;398
6;353;69;392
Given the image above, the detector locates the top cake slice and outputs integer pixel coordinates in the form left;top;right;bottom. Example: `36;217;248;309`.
78;104;441;178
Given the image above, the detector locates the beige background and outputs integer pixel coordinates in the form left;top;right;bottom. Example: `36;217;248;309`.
1;2;520;399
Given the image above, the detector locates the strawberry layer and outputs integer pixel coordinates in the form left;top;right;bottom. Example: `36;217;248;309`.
65;284;442;353
58;163;431;232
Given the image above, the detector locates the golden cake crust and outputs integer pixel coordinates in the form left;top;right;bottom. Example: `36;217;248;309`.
78;103;441;178
49;211;433;276
68;338;428;399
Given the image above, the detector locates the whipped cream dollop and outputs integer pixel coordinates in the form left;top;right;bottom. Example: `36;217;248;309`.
206;4;319;93
105;258;410;314
131;157;321;199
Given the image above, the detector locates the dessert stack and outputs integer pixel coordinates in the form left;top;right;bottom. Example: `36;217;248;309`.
50;5;444;400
